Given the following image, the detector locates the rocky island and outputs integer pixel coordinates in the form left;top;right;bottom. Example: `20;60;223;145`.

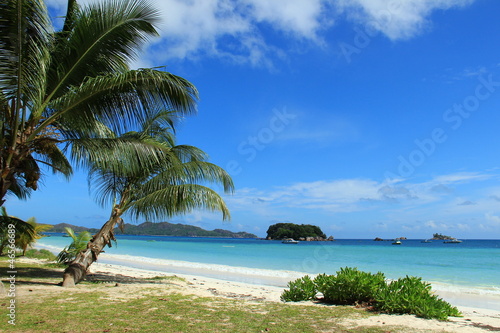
265;222;334;241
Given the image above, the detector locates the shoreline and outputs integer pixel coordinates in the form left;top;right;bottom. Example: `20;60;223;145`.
84;260;500;332
97;253;500;311
36;242;500;312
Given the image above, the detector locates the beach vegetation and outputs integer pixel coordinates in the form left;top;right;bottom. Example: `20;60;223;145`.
375;276;462;320
280;275;317;301
24;248;58;261
315;267;386;305
14;217;52;256
3;257;390;333
281;267;462;320
57;227;92;264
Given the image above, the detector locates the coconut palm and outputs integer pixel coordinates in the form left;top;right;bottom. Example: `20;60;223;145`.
0;0;197;205
62;112;234;286
57;227;92;264
0;207;35;255
16;217;52;255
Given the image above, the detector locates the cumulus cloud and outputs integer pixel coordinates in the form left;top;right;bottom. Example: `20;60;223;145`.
243;0;329;40
45;0;477;67
336;0;475;40
149;0;330;67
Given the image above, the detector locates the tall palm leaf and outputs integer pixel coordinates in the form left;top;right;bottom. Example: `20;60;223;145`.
0;207;36;254
0;0;198;205
61;113;234;286
16;217;52;255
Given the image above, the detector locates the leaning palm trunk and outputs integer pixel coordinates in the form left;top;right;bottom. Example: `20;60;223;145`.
62;207;123;287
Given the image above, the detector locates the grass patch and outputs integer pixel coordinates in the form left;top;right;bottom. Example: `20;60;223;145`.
0;257;428;333
9;291;381;333
148;275;186;283
24;249;58;261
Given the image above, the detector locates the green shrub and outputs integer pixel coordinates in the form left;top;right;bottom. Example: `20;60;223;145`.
24;249;57;261
316;267;386;305
375;276;461;320
281;267;462;321
280;275;317;302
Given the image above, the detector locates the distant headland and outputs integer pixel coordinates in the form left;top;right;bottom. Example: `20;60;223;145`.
47;222;257;238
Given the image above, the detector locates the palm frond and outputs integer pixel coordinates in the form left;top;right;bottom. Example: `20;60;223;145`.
0;207;36;254
37;69;198;138
141;160;235;194
129;184;231;221
0;0;52;106
32;137;72;179
70;136;182;176
45;0;160;101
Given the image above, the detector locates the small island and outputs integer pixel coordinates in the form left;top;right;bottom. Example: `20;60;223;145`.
431;233;456;240
266;223;334;241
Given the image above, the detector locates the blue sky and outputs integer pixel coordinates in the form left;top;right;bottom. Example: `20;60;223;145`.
8;0;500;239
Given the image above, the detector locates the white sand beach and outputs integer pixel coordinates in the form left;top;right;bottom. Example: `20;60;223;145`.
85;260;500;333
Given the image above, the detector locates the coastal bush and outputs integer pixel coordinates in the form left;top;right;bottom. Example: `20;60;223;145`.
24;249;57;261
280;275;317;302
281;267;462;320
315;267;386;305
375;276;462;320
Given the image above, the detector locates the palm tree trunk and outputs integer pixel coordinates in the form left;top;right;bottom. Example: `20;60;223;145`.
61;207;123;287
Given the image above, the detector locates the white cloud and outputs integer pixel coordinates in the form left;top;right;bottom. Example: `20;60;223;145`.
243;0;329;40
228;171;495;217
336;0;475;40
485;213;500;225
150;0;328;67
431;171;491;184
46;0;477;66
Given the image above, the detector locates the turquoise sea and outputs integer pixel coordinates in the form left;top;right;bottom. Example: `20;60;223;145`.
38;235;500;310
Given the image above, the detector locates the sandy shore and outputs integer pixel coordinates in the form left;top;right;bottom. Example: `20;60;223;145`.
84;261;500;333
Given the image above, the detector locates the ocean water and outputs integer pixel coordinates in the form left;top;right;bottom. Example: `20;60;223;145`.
38;235;500;287
37;235;500;309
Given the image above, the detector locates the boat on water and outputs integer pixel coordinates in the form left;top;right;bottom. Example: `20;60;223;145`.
443;238;463;243
282;238;299;244
421;239;432;243
392;240;402;245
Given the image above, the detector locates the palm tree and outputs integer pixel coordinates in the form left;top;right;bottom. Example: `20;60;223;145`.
0;0;197;205
0;207;35;255
62;112;234;286
57;227;92;264
16;217;52;256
